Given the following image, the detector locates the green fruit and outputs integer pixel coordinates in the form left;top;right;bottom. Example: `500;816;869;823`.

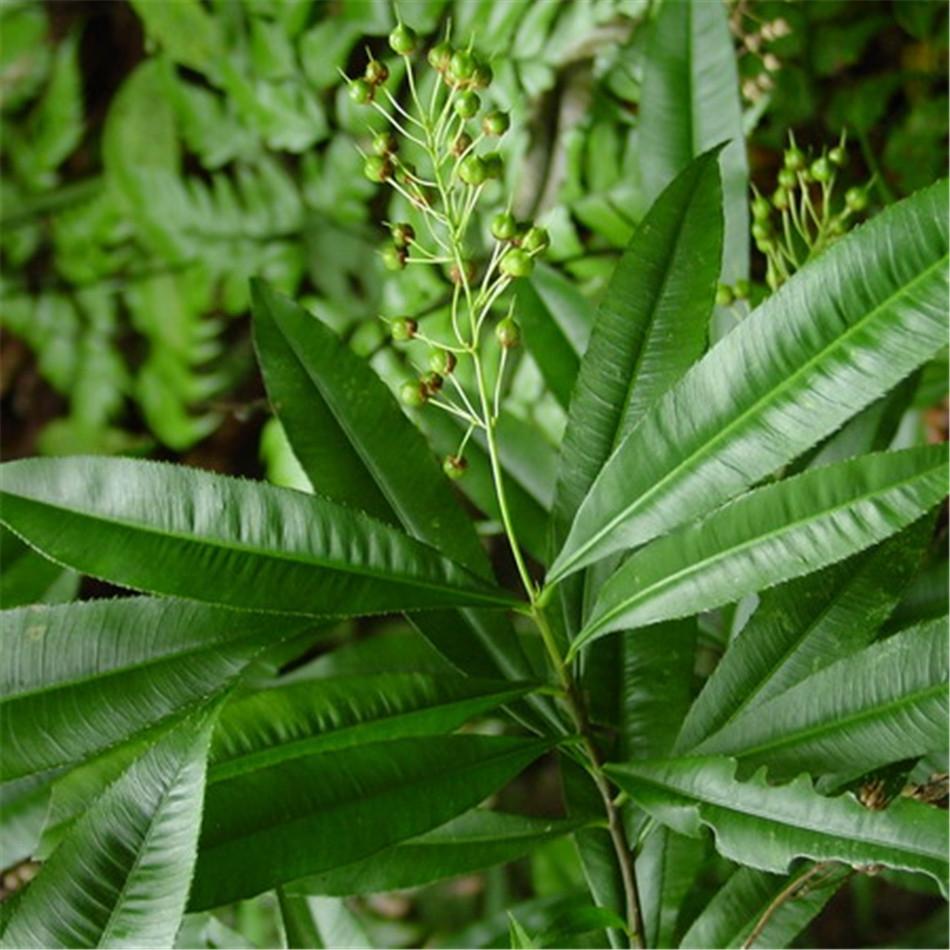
733;278;750;300
372;131;398;156
400;380;427;407
521;226;549;253
428;348;456;374
421;371;444;394
448;49;477;83
471;62;493;89
364;155;393;182
364;59;389;86
783;146;805;171
715;283;734;307
390;317;417;341
443;455;467;479
845;186;868;212
454;90;480;119
751;221;772;242
495;316;521;347
428;41;452;71
752;195;771;222
777;167;797;189
380;244;407;271
449;260;475;285
349;79;374;104
491;212;518;241
772;186;789;211
391;222;415;247
482;110;510;136
482;151;503;180
389;23;418;56
810;157;832;183
458;155;488;186
829;145;847;167
500;248;533;278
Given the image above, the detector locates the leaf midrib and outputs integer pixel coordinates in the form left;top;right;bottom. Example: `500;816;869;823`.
584;457;942;640
558;251;949;580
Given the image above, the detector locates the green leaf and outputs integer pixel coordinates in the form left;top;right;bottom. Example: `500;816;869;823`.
0;596;307;781
639;0;748;282
549;180;949;582
280;895;372;950
1;710;216;949
189;735;553;909
287;810;587;897
277;889;325;950
605;755;949;895
552;147;723;568
128;0;223;76
678;864;850;949
575;446;948;651
676;517;934;752
0;456;517;615
0;526;78;607
692;618;949;777
508;913;540;949
210;673;536;781
1;772;57;870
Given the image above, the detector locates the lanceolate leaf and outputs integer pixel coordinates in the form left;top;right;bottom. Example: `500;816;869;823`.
210;673;536;780
575;446;948;650
1;710;216;949
0;596;307;780
678;864;850;949
605;756;949;894
693;618;949;776
287;811;587;897
190;735;553;909
675;516;934;752
639;0;749;282
550;179;949;581
0;457;517;616
0;526;78;608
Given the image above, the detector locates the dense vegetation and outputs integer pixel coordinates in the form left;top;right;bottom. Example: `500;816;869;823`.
1;2;947;948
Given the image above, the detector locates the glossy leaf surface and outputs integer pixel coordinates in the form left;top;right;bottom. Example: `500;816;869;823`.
551;180;949;581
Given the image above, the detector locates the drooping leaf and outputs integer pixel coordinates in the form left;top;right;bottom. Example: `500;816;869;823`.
287;811;587;897
1;710;216;949
0;596;306;780
189;735;553;909
693;618;949;777
210;673;537;781
678;864;850;949
550;179;949;582
639;0;749;282
0;456;517;616
605;755;949;895
574;446;948;650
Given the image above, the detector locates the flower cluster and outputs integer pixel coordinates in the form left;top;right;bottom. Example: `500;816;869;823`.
345;21;550;479
750;131;872;290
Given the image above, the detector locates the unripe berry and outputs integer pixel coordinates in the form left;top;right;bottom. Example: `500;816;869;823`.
458;155;488;186
752;195;771;222
772;186;789;210
482;110;510;136
495;316;521;348
428;348;456;374
389;23;418;56
449;260;476;285
372;131;398;156
810;157;832;183
451;132;473;157
349;79;374;104
828;218;846;236
364;155;393;182
733;278;750;300
715;283;734;307
521;226;549;254
829;145;847;167
390;317;417;341
482;151;503;180
364;59;389;86
845;186;868;212
500;248;533;278
380;244;407;271
777;167;797;189
471;62;493;89
400;380;427;407
428;41;453;72
751;221;772;242
391;222;415;247
491;212;518;241
784;146;805;171
454;90;480;119
448;49;477;84
421;371;443;394
443;454;467;479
